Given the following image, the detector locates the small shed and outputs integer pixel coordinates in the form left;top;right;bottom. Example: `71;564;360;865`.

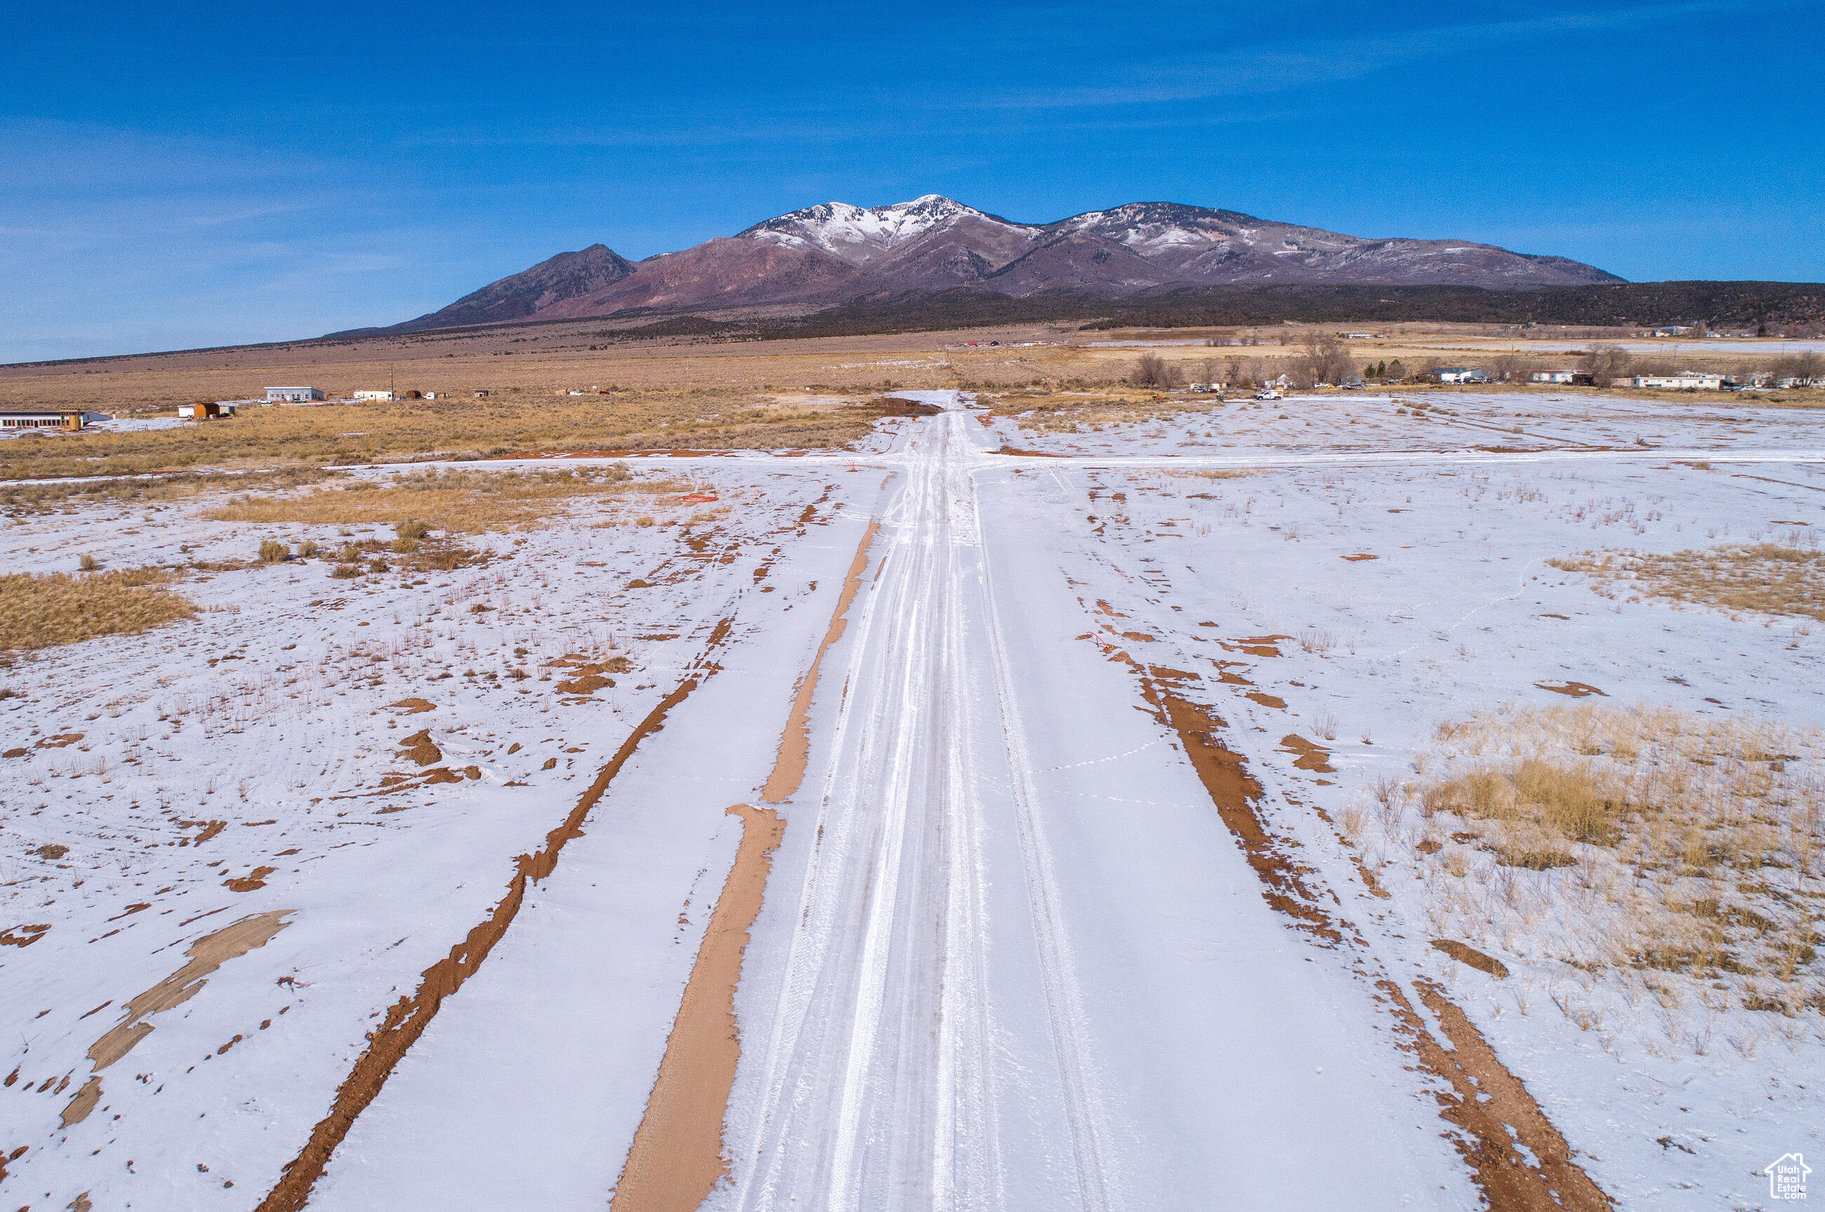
178;401;237;420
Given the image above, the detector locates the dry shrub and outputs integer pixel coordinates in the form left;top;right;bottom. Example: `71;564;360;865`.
1551;543;1825;622
1409;704;1824;1017
0;569;197;650
1163;468;1255;481
993;388;1224;435
0;467;330;517
207;466;663;534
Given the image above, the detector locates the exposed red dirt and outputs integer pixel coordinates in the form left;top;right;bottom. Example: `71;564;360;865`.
1382;979;1612;1211
257;631;728;1212
1431;939;1510;979
610;804;785;1212
223;866;276;892
1220;635;1290;658
762;522;878;804
1536;681;1607;698
1279;733;1337;773
396;730;441;767
1127;665;1342;946
1084;591;1608;1210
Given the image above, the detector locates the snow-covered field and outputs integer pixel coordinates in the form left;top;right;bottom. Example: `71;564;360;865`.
2;392;1820;1210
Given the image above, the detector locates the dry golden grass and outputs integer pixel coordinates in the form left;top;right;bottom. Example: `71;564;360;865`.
0;569;197;651
984;387;1228;435
0;391;885;481
1400;704;1824;1018
1551;543;1825;622
0;467;331;517
206;466;673;534
1163;467;1256;481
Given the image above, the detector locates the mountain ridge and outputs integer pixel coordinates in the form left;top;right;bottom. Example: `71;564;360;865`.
382;196;1624;334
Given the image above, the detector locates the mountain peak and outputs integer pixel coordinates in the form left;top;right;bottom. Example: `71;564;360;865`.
385;196;1622;333
738;196;1003;264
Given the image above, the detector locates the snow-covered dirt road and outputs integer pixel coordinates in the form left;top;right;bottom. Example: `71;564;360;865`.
4;389;1820;1210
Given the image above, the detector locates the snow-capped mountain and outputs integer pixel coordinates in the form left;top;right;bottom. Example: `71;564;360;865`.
388;197;1621;332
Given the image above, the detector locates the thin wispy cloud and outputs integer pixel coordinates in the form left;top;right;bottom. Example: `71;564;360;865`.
961;0;1761;109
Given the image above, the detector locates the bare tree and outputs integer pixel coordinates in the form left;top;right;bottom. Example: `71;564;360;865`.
1129;353;1185;390
1493;349;1539;383
1771;350;1824;386
1290;330;1354;387
1582;343;1633;388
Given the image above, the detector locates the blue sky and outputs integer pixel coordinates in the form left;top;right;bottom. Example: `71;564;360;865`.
3;1;1822;362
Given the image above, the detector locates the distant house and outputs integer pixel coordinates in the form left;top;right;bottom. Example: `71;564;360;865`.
1531;369;1577;384
265;386;323;402
177;401;236;420
0;410;105;431
353;389;393;402
1633;372;1722;391
1434;367;1484;384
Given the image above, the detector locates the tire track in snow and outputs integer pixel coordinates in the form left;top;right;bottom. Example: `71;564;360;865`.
727;400;1013;1211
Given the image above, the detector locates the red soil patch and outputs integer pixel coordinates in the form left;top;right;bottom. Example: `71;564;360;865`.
1126;665;1341;946
1381;979;1611;1211
178;819;227;846
611;805;785;1212
761;522;877;805
1221;635;1290;658
1431;939;1510;979
1089;610;1606;1210
257;632;729;1212
1342;552;1379;561
388;698;435;714
396;729;442;767
224;866;276;892
1246;691;1286;709
1279;734;1336;774
1536;681;1606;698
0;924;50;947
553;655;631;697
